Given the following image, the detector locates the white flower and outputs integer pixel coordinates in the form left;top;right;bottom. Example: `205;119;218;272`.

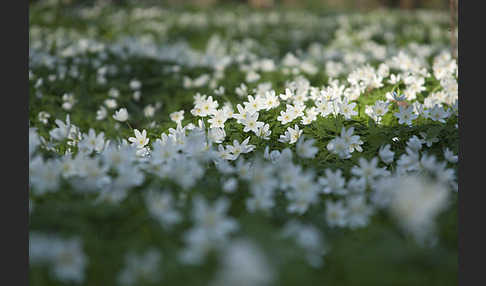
49;115;73;141
214;86;225;96
170;110;185;124
347;177;367;193
394;105;418;126
235;83;248;97
325;200;348;228
296;136;318;159
78;129;105;153
286;186;318;215
379;144;394;164
113;108;129;122
235;158;252;180
388;73;401;84
211;239;274;286
243;95;262;114
318;169;346;195
30;234;87;284
233;104;250;124
279;125;302;144
96;106;107;120
246;70;260;83
102;144;137;171
71;155;111;192
128;129;149;149
277;110;293;125
226;137;255;160
407;135;423;152
59;155;77;178
208;128;226;144
179;197;238;265
397;147;421;172
255;123;271;140
104;98;118;109
290;103;305;118
339;100;358;119
387;175;449;243
345;195;374;229
428;105;448;123
443;148;458;163
144;104;156;118
30;158;62;195
193;196;238;237
351;157;385;183
279;88;293;101
365;100;389;124
217;145;235;161
327;137;351;159
262;90;280;110
38;111;50;124
51;237;87;284
62;93;76;110
108;87;120;98
377;63;390;78
315;100;334;117
264;146;281;163
301;107;318;125
129;79;142;90
145;190;181;229
246;188;275;213
340;127;363;153
242;112;264;134
208;109;228;129
222;178;238;193
197;96;219;117
222;103;234;118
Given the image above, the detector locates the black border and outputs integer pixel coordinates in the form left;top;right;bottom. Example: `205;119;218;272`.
3;0;29;285
458;0;483;285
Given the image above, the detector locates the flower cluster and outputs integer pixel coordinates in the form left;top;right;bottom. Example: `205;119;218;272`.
29;4;458;285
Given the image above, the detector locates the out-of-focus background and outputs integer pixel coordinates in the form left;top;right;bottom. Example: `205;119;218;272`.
30;0;452;10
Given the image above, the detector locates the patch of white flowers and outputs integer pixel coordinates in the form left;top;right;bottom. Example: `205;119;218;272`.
30;233;87;284
29;6;458;285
